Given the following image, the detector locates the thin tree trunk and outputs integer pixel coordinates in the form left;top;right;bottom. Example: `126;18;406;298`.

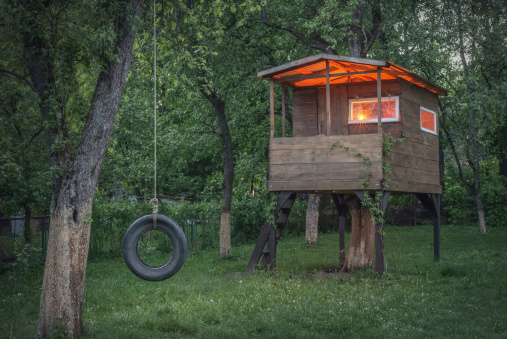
36;1;142;336
199;90;233;259
23;204;32;243
305;194;321;245
216;100;233;258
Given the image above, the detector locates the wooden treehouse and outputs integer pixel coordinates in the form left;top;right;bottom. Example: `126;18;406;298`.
246;54;447;275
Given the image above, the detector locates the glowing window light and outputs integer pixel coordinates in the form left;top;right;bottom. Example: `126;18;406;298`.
349;96;400;124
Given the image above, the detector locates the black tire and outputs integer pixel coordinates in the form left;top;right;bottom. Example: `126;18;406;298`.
122;214;187;281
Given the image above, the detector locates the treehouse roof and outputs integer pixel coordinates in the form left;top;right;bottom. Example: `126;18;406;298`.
257;54;447;96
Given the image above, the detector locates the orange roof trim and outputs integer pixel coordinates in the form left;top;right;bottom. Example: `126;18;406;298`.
258;54;447;96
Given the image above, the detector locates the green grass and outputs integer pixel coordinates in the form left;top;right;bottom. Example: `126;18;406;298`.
1;225;507;338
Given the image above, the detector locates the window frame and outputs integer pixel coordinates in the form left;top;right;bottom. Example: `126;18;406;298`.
348;96;400;125
420;107;438;135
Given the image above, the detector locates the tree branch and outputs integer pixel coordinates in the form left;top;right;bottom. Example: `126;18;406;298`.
259;1;335;54
0;68;36;92
363;7;400;55
197;120;220;136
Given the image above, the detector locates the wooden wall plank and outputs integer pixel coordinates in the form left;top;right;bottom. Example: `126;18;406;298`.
389;140;439;161
317;87;327;135
387;180;442;194
293;87;318;137
349;122;402;135
347;81;401;99
270;150;381;164
401;79;439;113
268;180;382;192
332;86;349;135
386;151;439;173
293;116;319;130
386;164;440;185
270;163;382;181
402;124;439;148
270;134;382;149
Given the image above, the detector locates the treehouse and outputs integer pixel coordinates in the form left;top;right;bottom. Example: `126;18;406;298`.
246;54;447;275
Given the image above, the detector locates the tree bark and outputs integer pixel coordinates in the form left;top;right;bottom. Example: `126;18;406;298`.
23;204;32;243
343;195;375;271
199;90;233;259
35;1;142;336
305;194;321;245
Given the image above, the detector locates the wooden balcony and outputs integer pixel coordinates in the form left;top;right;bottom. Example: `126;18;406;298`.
268;133;442;194
268;134;383;193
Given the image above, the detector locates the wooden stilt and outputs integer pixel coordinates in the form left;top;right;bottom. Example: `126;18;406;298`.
331;194;348;266
375;191;390;276
432;194;441;261
415;193;441;262
246;192;297;273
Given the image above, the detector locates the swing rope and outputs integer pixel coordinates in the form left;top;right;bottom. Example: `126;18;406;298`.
150;0;158;228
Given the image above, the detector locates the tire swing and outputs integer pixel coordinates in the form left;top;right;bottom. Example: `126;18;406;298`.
122;204;187;281
122;1;187;281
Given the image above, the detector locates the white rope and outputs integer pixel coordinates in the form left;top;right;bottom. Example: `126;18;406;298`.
153;0;157;201
152;0;158;229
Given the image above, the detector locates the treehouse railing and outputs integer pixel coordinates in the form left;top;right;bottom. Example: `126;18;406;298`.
268;134;383;193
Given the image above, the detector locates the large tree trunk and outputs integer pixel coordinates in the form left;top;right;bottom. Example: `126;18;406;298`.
35;1;142;336
305;194;321;245
343;195;375;271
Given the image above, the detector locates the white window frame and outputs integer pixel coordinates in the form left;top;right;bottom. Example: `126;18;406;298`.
348;96;400;124
420;107;437;135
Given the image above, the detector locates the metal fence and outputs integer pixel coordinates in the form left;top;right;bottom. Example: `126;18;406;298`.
0;216;51;252
0;214;219;260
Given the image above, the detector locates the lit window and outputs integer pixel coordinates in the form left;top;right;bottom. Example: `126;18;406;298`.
420;107;437;134
349;97;400;124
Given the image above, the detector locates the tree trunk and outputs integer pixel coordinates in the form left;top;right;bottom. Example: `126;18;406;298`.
199;90;234;259
305;194;321;245
474;192;487;234
343;195;375;271
23;204;32;243
216;99;233;259
36;1;142;336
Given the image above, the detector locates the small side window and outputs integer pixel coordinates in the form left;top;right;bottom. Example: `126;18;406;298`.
420;107;437;135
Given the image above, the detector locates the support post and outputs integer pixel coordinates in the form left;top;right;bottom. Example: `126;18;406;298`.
270;78;275;138
432;194;441;261
326;60;331;136
282;83;286;138
331;194;347;266
375;190;390;276
377;67;382;135
415;193;441;262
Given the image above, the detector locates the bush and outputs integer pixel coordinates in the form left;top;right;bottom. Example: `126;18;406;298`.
90;198;151;259
481;178;507;227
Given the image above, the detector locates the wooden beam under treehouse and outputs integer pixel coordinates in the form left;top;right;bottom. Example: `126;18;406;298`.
282;83;286;137
377;67;382;135
274;70;378;83
326;60;330;136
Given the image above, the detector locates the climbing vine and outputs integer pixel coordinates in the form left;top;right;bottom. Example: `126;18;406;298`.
329;133;406;225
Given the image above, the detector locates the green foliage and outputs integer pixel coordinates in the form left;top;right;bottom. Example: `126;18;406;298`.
90;195;151;259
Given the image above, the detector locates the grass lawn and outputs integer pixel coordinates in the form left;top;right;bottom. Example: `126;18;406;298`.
1;225;507;338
